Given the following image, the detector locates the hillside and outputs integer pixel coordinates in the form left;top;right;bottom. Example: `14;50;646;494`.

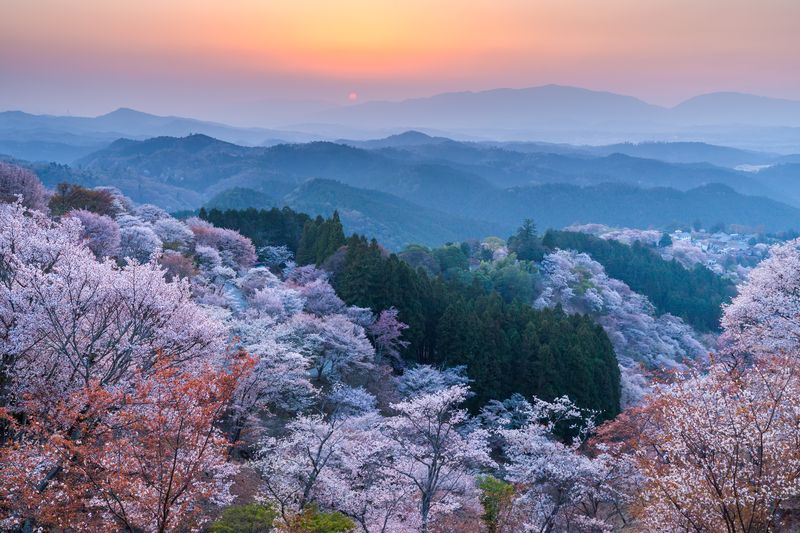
283;179;504;249
78;133;791;202
206;187;276;210
464;183;800;233
19;133;800;239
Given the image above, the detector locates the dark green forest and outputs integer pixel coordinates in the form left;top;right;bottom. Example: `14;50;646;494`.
199;206;311;254
330;236;620;418
209;208;621;418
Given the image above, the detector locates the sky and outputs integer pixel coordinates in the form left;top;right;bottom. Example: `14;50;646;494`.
1;0;799;125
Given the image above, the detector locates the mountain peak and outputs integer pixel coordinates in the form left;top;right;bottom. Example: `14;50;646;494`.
389;130;432;140
97;107;154;119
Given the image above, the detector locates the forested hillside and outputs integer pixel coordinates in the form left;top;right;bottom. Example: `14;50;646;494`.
197;206;622;418
203;207;721;410
15;132;800;242
330;236;620;415
5;163;800;531
542;230;736;331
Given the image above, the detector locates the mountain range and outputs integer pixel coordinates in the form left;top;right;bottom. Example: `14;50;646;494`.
0;108;322;163
313;87;800;130
311;86;800;150
9;130;799;248
4;85;800;164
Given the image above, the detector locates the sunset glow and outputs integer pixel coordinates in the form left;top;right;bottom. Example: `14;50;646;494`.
2;0;799;119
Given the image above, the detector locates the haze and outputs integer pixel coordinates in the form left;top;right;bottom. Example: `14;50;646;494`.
2;0;799;125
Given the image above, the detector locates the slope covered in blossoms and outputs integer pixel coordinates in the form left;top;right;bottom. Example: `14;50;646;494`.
5;163;800;531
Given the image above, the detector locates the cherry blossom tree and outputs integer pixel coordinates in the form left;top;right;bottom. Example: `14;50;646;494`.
328;423;416;533
536;249;706;406
0;202;225;408
93;185;134;215
345;305;376;328
0;355;249;532
225;313;316;442
325;383;377;418
383;385;493;532
395;364;469;399
255;413;358;521
118;222;163;263
152;217;195;252
158;250;198;281
67;208;121;258
278;313;374;384
186;217;256;270
133;203;171;223
285;264;328;285
297;277;347;316
536;249;705;370
500;396;636;532
260;244;294;269
368;307;410;365
284;265;348;317
0;203;87;402
0;162;48;211
721;238;800;357
0;201;246;531
611;356;800;532
13;259;224;402
255;409;414;533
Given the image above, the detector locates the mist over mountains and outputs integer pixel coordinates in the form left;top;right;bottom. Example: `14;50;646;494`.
4;85;800;165
314;86;800;150
1;127;795;249
3;83;800;248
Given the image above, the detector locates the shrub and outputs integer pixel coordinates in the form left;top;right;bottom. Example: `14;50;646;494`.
479;475;515;533
291;505;355;533
209;503;277;533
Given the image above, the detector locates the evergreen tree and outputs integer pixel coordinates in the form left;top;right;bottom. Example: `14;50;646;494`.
331;235;621;420
507;219;545;261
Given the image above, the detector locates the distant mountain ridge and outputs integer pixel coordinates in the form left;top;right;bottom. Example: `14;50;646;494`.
0;108;321;163
670;92;800;126
4;84;800;163
309;85;800;150
13;132;799;243
312;85;800;130
309;85;661;132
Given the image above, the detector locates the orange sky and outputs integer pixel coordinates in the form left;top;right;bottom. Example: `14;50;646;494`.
2;0;799;121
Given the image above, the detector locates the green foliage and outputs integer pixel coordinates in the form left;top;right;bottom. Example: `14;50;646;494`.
294;505;355;533
658;232;673;247
297;211;346;265
199;206;311;255
433;243;469;274
473;255;535;304
542;230;735;331
479;475;515;533
209;503;277;533
507;218;545;261
48;182;115;217
398;245;440;275
332;236;621;419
